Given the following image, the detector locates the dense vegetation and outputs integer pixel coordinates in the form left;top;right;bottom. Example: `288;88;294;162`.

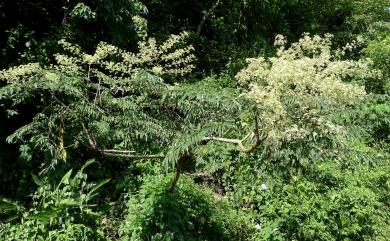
0;0;389;240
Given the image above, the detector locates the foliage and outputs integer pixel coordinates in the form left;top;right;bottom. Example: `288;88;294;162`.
353;95;390;149
194;34;390;241
219;152;390;240
0;0;149;70
120;174;254;241
235;34;376;169
342;0;390;36
143;0;390;74
0;33;195;168
0;160;108;240
364;31;390;94
70;3;97;21
1;1;390;240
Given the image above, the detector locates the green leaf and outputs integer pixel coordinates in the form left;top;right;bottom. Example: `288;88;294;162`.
59;199;79;207
0;197;25;214
32;174;44;186
81;159;95;171
87;178;110;198
57;169;73;190
26;210;58;223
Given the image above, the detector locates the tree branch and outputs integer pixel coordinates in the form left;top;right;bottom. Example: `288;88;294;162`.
100;152;164;159
202;109;267;153
167;152;188;192
196;0;221;35
79;109;267;193
102;149;136;154
80;122;164;159
79;110;266;192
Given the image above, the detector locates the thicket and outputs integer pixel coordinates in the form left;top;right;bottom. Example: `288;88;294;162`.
0;0;389;240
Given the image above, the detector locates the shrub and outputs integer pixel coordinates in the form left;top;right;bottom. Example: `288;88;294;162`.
0;160;108;241
120;174;254;241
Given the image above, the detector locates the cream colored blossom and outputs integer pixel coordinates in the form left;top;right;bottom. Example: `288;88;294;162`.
236;34;373;143
132;15;148;39
0;33;195;96
55;33;195;78
0;63;40;83
152;66;163;75
44;72;59;82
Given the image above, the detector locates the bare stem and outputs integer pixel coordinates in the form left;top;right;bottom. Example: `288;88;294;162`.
167;153;188;192
203;109;267;153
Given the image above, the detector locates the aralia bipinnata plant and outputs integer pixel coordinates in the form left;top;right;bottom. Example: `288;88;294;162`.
0;33;377;189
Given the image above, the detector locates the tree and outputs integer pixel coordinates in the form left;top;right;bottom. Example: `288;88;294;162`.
235;33;377;169
0;33;195;169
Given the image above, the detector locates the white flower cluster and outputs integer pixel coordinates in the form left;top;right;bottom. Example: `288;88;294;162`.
236;34;375;143
56;33;195;79
1;33;195;87
132;15;148;39
0;63;41;83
